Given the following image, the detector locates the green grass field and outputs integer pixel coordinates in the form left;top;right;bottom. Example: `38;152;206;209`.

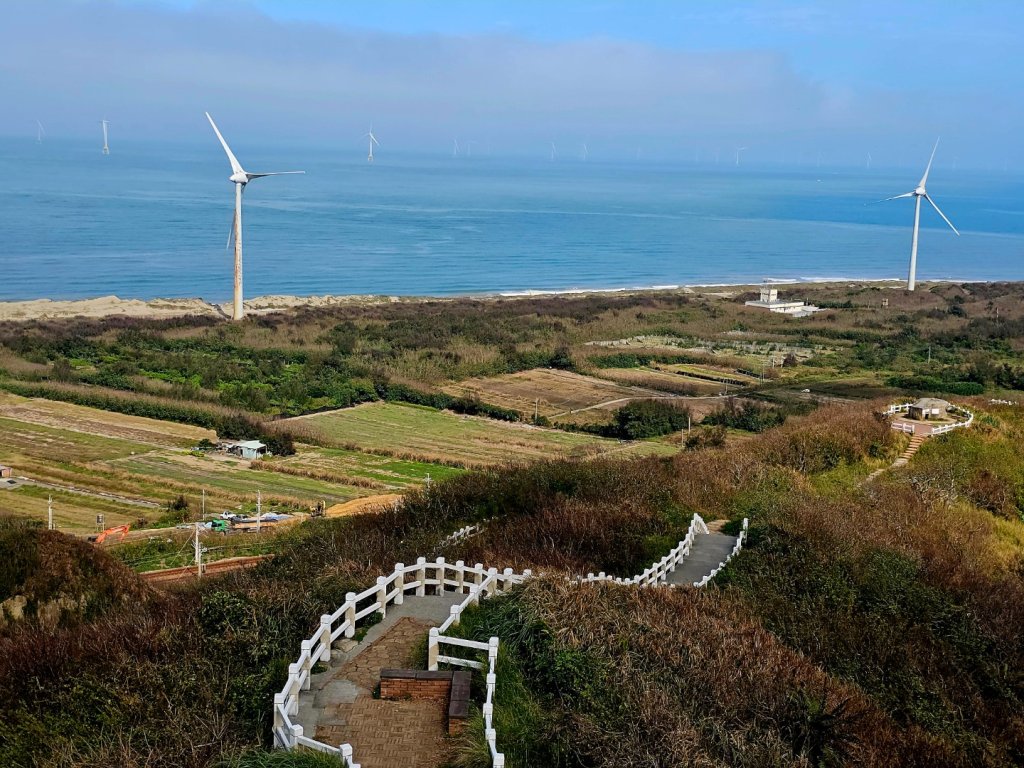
284;402;677;466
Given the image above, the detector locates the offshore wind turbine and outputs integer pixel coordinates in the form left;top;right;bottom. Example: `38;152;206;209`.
580;141;589;161
205;112;305;321
876;139;959;291
100;119;110;155
365;126;380;162
735;147;749;166
550;142;557;161
36;120;44;143
452;138;459;157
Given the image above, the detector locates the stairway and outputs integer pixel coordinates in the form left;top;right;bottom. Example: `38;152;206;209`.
893;433;926;467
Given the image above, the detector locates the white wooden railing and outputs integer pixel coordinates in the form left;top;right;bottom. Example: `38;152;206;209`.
693;518;749;588
579;513;710;586
275;512;745;767
886;403;974;436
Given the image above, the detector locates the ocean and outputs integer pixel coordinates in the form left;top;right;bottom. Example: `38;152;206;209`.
1;139;1022;302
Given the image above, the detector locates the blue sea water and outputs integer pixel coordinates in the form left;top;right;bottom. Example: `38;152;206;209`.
1;139;1022;302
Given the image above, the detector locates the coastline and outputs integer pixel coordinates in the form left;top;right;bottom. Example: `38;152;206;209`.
0;278;994;322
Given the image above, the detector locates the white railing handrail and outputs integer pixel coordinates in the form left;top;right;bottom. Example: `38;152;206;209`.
275;512;742;767
693;518;749;588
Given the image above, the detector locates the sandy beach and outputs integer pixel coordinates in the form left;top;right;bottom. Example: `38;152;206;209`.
0;280;925;323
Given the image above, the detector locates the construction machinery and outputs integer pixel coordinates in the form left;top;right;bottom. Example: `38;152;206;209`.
89;524;130;544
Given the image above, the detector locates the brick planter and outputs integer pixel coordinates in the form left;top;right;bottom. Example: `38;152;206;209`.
380;668;473;735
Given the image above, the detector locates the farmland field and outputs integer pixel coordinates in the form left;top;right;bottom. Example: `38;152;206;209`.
282;401;676;466
0;391;214;447
443;368;666;418
594;367;724;395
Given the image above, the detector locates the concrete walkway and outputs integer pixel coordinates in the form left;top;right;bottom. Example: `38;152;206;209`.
666;522;739;587
300;594;463;768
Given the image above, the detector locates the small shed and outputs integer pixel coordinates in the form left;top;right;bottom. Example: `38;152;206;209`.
0;465;12;479
227;440;268;460
908;398;950;421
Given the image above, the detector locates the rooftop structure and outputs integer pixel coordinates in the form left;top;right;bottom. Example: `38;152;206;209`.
224;440;268;460
744;282;822;318
908;398;950;420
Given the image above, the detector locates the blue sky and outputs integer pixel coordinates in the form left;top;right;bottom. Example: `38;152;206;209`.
2;1;1021;168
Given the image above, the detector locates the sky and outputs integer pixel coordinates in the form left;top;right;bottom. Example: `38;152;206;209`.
1;0;1022;168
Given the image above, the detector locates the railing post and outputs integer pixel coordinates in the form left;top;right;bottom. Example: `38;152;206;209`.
288;663;301;699
486;672;496;701
428;627;439;671
486;567;498;597
393;563;405;606
450;604;461;627
291;724;303;745
319;614;332;661
474;563;484;591
341;744;354;765
273;693;287;747
435;557;446;594
488;636;499;670
344;592;356;639
300;640;314;689
485;727;496;754
494;754;505;768
416;557;427;597
376;576;388;617
456;559;466;593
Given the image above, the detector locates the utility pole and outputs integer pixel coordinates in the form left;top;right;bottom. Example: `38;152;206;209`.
425;473;432;490
193;522;203;578
47;495;53;530
256;490;262;533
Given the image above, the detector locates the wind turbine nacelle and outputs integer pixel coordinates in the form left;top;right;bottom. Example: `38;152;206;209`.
229;172;249;184
914;186;926;196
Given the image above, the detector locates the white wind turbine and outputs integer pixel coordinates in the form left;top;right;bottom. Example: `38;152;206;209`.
36;120;44;143
735;146;749;166
580;141;589;161
452;138;459;157
365;125;380;162
205;112;305;321
100;119;110;155
549;142;557;161
877;139;959;291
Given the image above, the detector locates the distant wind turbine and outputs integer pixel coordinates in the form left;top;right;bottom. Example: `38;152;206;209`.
580;142;589;161
100;119;110;155
205;112;305;321
875;139;959;291
365;126;380;162
735;146;749;166
465;140;477;157
866;152;872;170
36;120;44;143
452;138;459;157
550;142;557;161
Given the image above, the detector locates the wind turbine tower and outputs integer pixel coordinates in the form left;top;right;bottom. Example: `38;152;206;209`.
580;142;589;161
36;120;44;143
453;138;459;157
205;112;305;321
365;126;380;162
550;142;557;161
735;147;749;166
100;120;110;155
877;139;959;291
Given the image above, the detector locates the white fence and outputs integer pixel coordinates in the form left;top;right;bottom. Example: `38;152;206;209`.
886;403;974;436
579;513;710;586
693;518;749;587
275;512;746;767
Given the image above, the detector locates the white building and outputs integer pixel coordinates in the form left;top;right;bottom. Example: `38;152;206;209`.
226;440;268;460
744;282;822;318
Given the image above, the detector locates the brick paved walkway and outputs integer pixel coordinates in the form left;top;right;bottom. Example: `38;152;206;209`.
306;597;461;768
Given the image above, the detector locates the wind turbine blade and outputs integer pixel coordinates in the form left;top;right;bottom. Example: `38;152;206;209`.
247;171;306;179
925;194;960;235
205;112;245;176
919;138;939;187
872;192;914;204
371;134;380;146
